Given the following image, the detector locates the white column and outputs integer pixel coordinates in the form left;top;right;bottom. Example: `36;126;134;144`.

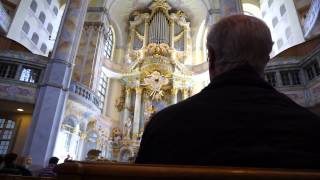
182;88;189;100
23;0;89;167
143;19;149;48
170;21;175;48
133;87;143;139
123;88;132;125
171;88;178;104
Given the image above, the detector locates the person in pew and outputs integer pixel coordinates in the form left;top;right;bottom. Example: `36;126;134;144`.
0;153;32;176
136;14;320;169
38;157;59;177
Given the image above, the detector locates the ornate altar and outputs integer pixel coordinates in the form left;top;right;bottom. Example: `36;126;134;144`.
110;0;194;162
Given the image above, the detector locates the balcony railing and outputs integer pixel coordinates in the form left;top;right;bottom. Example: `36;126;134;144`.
69;81;101;110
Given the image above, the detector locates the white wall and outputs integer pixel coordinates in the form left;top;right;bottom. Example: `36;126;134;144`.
260;0;305;57
6;0;64;56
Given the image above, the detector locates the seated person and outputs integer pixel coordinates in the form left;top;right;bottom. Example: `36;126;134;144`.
0;153;32;176
38;157;59;177
136;15;320;169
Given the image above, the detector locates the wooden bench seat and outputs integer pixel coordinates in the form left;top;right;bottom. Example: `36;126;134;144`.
56;161;320;180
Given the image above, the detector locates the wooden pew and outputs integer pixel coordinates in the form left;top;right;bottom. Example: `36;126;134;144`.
0;174;54;180
56;161;320;180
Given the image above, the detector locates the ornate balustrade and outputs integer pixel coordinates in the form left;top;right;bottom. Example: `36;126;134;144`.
69;81;101;111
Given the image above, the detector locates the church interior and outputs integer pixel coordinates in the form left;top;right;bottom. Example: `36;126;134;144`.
0;0;320;173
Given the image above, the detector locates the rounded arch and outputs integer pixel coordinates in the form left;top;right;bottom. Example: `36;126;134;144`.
119;146;134;162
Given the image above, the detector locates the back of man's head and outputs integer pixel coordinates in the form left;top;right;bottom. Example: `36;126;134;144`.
207;14;273;78
4;153;18;165
49;157;59;165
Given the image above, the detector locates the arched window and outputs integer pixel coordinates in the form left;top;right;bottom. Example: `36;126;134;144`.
40;43;47;54
53;6;58;16
97;71;108;109
39;12;46;24
104;27;113;59
30;0;37;13
62;117;76;152
22;21;30;34
46;0;52;5
47;23;53;35
31;33;39;45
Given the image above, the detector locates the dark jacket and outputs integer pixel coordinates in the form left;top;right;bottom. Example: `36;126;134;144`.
136;64;320;169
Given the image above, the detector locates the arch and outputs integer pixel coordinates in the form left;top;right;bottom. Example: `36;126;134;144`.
47;23;53;34
39;12;46;24
31;33;39;45
22;21;30;34
46;0;52;5
30;0;37;13
53;6;58;16
119;147;134;162
40;43;47;54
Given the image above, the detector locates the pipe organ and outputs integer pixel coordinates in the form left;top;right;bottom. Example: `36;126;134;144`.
112;0;194;162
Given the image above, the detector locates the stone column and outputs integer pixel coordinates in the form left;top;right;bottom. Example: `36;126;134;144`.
170;21;175;48
122;88;132;125
171;88;178;104
143;19;149;48
276;71;283;87
219;0;243;17
182;88;189;100
76;132;86;160
23;0;89;167
133;87;143;139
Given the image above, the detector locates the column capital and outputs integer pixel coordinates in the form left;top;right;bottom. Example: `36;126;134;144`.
171;88;178;95
135;87;143;94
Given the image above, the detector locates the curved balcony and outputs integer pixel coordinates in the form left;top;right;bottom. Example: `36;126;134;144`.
69;81;101;111
0;50;47;104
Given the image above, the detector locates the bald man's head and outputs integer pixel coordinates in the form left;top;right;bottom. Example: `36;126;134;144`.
207;14;273;79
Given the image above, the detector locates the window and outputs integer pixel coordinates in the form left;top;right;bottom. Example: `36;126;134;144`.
277;38;283;49
0;63;18;79
39;12;46;24
19;66;41;83
305;66;315;80
0;119;16;155
268;0;273;7
272;17;278;28
304;61;320;81
280;71;301;86
30;0;37;13
40;43;47;54
22;21;30;34
31;33;39;45
280;4;286;16
265;72;276;87
104;27;113;59
285;27;291;40
280;71;290;86
47;23;53;35
261;11;266;18
62;118;75;152
46;0;52;5
97;71;108;109
53;6;58;16
291;71;301;85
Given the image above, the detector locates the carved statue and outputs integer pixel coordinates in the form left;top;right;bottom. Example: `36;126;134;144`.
124;117;133;139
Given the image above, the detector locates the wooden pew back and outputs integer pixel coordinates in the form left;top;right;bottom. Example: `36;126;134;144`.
56;161;320;180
